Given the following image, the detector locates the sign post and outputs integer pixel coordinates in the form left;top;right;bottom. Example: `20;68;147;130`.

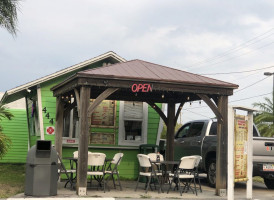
228;106;255;200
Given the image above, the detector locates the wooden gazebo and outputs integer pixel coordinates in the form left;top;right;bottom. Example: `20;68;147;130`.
51;59;238;196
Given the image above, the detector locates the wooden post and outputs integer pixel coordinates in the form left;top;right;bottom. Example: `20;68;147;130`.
216;96;228;196
166;102;175;161
55;96;64;157
77;86;90;196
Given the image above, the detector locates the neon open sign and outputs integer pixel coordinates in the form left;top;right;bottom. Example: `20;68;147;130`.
131;84;152;92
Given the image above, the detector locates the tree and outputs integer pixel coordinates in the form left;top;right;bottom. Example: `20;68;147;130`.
253;94;274;137
0;103;13;158
0;0;19;36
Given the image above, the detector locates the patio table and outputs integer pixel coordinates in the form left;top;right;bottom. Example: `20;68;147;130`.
151;160;180;188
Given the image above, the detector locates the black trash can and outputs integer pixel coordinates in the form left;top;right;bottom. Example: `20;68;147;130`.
25;140;58;196
139;144;159;154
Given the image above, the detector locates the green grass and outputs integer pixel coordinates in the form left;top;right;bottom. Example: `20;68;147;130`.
0;164;25;198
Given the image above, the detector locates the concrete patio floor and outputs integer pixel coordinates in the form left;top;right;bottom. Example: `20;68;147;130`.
9;180;274;200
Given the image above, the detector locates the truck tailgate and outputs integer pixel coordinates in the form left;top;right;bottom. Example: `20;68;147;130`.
253;137;274;163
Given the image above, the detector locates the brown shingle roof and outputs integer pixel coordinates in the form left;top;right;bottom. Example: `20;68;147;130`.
78;59;238;88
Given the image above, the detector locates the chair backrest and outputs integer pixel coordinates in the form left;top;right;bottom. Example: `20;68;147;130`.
73;151;78;158
147;153;164;162
111;153;124;165
192;155;202;168
88;153;106;166
73;151;92;158
137;154;151;168
178;156;197;170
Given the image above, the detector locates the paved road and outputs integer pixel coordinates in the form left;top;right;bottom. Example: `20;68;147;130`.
6;181;274;200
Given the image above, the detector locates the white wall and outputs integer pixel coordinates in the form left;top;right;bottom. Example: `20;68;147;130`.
0;92;26;109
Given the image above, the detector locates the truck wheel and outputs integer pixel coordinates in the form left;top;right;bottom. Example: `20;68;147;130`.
264;177;274;189
207;159;216;188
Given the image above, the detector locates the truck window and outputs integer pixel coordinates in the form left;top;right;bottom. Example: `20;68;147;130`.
176;123;191;138
253;126;259;137
209;122;217;135
187;122;204;137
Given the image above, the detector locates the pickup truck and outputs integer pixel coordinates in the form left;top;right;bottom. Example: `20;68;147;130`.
172;119;274;189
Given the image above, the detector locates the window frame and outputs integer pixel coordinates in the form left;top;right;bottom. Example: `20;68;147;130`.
118;101;148;146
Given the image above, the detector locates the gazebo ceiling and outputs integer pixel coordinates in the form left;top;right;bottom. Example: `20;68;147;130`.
51;59;238;103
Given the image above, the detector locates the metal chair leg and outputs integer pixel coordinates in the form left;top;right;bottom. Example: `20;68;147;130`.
135;175;141;191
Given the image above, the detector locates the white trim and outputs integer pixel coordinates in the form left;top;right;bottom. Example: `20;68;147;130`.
118;101;148;146
246;111;253;199
227;106;235;200
3;52;126;98
37;86;44;140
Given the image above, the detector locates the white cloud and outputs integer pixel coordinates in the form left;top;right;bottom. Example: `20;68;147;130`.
1;0;274;122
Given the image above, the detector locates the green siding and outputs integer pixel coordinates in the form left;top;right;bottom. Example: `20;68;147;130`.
0;109;28;163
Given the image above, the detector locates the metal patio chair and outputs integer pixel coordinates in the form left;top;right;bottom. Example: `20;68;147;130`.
135;154;163;193
193;155;207;193
87;152;106;192
105;153;124;190
167;156;198;196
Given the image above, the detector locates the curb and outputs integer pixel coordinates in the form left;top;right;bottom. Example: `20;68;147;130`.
8;198;115;200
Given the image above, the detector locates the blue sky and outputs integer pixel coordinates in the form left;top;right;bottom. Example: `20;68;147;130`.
0;0;273;122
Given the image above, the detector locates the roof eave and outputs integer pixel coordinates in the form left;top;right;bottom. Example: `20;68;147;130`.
76;73;239;90
1;51;126;104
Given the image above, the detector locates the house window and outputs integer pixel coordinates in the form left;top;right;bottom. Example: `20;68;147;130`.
118;101;148;146
27;98;40;136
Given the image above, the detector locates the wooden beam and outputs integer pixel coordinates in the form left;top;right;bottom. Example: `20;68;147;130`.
174;102;184;126
166;102;175;162
74;88;80;116
64;101;76;116
198;94;223;122
146;101;167;125
88;88;119;115
77;86;90;196
52;76;235;97
55;96;64;158
216;96;228;196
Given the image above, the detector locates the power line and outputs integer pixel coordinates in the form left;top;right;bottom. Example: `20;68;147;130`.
234;76;270;93
185;28;274;70
230;92;272;103
200;65;274;75
182;92;272;110
183;108;211;118
189;40;274;71
231;70;262;82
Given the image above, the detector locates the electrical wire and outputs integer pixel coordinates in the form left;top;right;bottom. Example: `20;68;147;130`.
229;92;272;103
234;76;270;93
183;108;211;118
185;28;274;70
182;92;272;110
231;70;262;82
200;65;274;75
189;40;274;71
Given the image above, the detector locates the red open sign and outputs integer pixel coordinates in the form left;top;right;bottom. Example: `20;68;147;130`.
131;84;152;92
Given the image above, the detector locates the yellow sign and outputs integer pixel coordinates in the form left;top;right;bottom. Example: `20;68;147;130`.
234;115;248;182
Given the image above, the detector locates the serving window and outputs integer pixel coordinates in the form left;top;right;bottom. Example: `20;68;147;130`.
118;101;148;146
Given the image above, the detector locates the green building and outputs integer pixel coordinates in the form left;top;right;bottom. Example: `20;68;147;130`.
0;52;164;179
